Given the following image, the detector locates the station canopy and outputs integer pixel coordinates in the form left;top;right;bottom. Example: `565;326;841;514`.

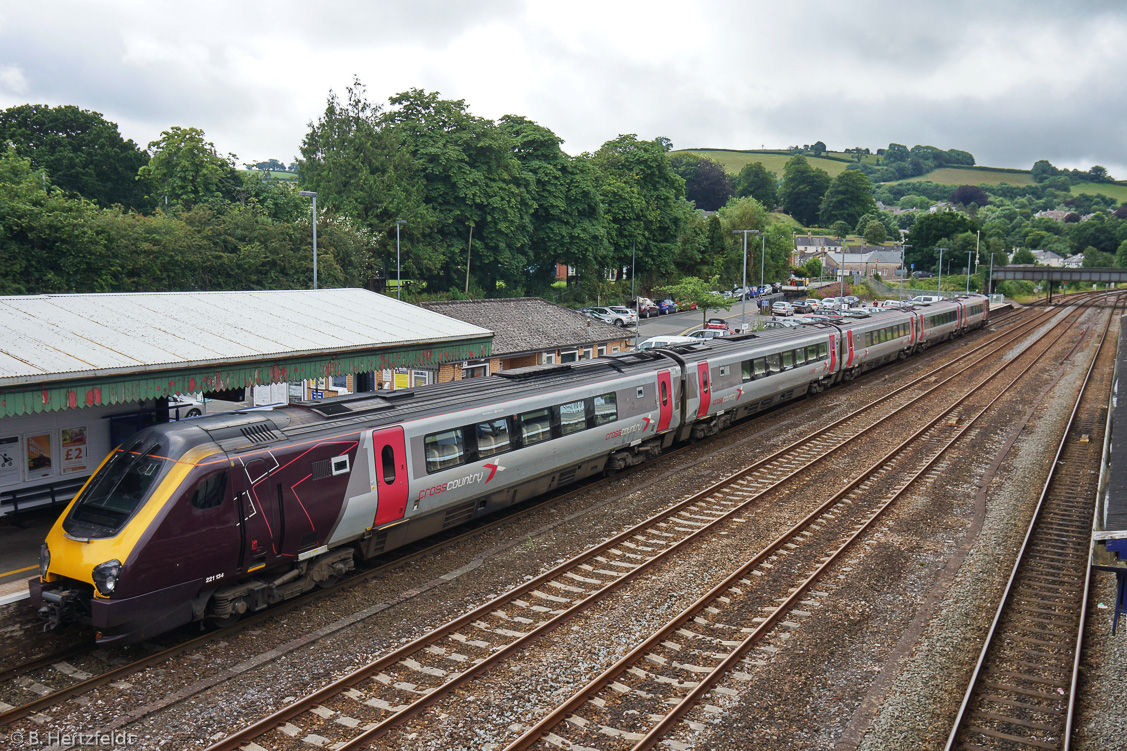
0;289;492;418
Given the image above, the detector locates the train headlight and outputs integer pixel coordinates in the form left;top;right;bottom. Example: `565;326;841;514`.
39;543;50;579
92;559;122;596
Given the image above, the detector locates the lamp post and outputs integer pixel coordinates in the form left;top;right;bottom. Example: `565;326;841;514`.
966;250;973;295
733;229;760;329
298;191;318;290
395;220;407;300
937;247;946;298
900;244;911;303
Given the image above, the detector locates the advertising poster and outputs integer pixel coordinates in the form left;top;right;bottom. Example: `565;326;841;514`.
394;372;410;389
0;436;18;487
25;432;54;480
61;426;88;475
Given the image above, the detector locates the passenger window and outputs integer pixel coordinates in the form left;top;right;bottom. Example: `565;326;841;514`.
753;358;767;378
520;409;552;446
476;418;511;458
767;354;782;374
558;401;586;436
742;361;753;382
190;473;227;510
795;348;806;366
425;429;465;473
817;342;828;360
593;393;617;426
381;445;396;485
781;351;794;370
806;345;818;362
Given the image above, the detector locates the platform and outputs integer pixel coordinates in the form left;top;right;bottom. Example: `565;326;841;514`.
0;506;58;604
1092;317;1127;629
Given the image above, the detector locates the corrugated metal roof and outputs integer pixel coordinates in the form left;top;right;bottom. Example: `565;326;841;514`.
0;289;492;386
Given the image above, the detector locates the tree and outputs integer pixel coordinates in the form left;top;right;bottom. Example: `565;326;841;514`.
905;210;978;271
1012;247;1036;264
830;220;851;238
778;155;831;226
660;275;733;326
949;185;989;208
818;169;876;228
138;126;242;209
811;141;827;156
670;153;732;212
0;103;150;210
1030;160;1059;183
1117;239;1127;267
733;162;777;208
863;221;888;245
1083;247;1115;267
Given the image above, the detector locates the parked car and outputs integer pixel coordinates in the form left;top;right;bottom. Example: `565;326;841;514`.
912;271;935;278
842;296;860;308
687;328;728;339
705;318;729;330
608;306;639;325
636;335;696;351
630;297;660;318
771;301;795;316
792;298;817;313
909;295;944;304
169;393;205;419
657;298;679;315
582;306;635;327
675;299;698;311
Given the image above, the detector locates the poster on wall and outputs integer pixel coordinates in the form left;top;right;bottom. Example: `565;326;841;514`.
0;436;19;487
25;432;54;481
61;427;88;475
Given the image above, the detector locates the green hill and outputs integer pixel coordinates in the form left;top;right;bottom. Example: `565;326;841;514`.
679;148;1127;203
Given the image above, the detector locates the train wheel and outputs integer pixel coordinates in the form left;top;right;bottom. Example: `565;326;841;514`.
207;612;242;629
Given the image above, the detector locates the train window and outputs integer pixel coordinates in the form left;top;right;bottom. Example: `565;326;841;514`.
380;446;396;485
520;409;552;446
742;361;753;382
794;348;807;366
817;342;828;360
660;379;669;406
752;358;767;378
806;345;819;362
476;418;511;458
781;351;795;370
718;365;729;377
767;353;782;374
593;393;617;426
558;400;587;436
424;429;465;473
190;472;227;510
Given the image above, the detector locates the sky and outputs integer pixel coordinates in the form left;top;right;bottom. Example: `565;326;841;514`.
2;0;1125;180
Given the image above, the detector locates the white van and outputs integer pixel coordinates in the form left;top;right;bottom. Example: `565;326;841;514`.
636;335;697;351
909;295;944;304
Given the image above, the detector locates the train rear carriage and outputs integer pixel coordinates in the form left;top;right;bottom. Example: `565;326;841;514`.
667;326;838;440
957;294;990;330
832;308;919;379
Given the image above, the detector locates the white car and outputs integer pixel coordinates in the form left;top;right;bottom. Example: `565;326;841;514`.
583;306;636;327
169;393;205;418
636;335;697;351
771;301;795;316
686;328;728;340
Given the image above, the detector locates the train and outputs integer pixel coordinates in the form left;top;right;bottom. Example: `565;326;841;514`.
31;295;989;645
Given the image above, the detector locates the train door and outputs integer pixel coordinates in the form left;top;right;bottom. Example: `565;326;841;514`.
371;426;409;527
236;457;284;571
908;316;916;347
657;370;673;431
695;363;711;419
845;330;855;368
828;333;838;372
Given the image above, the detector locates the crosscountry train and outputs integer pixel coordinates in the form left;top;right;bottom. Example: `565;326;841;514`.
32;295;989;644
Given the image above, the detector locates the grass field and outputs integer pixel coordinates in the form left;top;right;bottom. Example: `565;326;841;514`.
681;149;857;178
902;166;1035;186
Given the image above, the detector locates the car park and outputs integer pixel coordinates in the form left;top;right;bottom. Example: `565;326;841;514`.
658;298;679;315
771;301;795;316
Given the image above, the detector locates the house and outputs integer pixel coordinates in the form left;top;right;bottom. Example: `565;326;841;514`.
1030;249;1065;267
416;297;633;382
1036;209;1071;222
1063;254;1084;268
820;249;904;278
792;235;843;267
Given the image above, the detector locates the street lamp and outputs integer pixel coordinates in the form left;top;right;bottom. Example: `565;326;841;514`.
966;250;974;295
937;247;946;298
298;191;318;290
900;244;911;303
395;220;407;300
733;229;761;330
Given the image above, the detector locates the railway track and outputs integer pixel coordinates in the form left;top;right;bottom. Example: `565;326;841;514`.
200;303;1092;751
944;298;1121;751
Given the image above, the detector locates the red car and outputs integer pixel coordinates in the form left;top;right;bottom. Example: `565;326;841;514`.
705;318;728;330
